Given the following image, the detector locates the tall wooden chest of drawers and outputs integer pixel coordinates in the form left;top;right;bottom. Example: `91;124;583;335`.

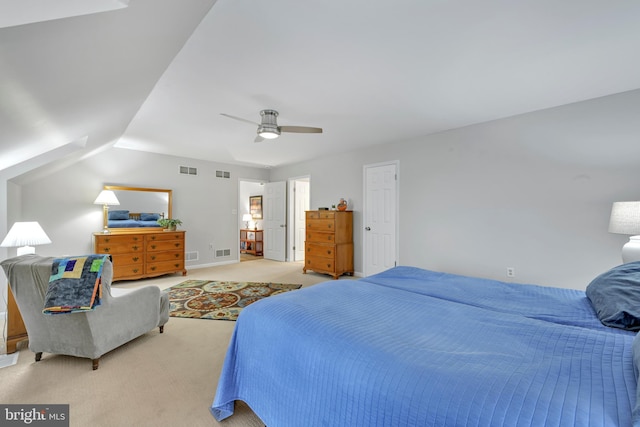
303;210;353;279
93;230;186;281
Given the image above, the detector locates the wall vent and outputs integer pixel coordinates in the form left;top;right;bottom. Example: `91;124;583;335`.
185;251;199;261
215;170;231;179
215;248;231;258
180;166;198;175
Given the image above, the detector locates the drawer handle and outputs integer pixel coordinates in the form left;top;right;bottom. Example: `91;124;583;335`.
132;257;139;262
104;247;110;252
151;266;156;271
132;245;139;251
327;264;331;268
327;236;332;240
151;245;156;249
151;255;156;260
104;238;110;243
151;236;156;240
174;263;180;268
175;254;180;258
327;250;332;255
133;269;138;273
174;243;180;247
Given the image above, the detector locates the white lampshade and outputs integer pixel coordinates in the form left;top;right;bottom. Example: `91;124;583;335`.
242;214;253;222
609;201;640;263
93;190;120;206
1;221;52;255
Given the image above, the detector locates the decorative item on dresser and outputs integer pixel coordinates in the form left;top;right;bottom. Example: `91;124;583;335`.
93;230;187;281
303;210;353;279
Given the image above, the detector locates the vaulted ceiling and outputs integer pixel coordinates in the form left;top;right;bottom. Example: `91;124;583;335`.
2;0;640;175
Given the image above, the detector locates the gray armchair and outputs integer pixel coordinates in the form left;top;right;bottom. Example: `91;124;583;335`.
1;254;169;370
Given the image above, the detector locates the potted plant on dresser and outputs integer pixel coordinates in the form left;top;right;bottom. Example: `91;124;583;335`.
157;218;183;231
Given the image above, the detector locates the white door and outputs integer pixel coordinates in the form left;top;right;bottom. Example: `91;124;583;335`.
264;181;287;261
293;179;310;261
363;162;398;276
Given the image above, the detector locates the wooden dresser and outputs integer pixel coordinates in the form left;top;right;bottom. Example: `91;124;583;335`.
93;230;186;281
303;210;353;279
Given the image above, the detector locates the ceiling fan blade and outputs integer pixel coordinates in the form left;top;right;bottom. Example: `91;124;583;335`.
220;113;259;126
254;135;265;143
280;125;323;134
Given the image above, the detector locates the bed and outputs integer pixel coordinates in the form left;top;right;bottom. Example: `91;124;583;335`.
211;265;640;426
107;210;164;228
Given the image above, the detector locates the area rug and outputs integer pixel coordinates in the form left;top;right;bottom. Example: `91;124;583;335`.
166;279;302;321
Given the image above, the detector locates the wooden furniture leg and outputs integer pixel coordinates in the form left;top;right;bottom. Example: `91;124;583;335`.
6;285;28;354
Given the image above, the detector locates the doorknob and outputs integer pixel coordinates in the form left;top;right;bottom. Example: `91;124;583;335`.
280;224;286;228
365;227;371;231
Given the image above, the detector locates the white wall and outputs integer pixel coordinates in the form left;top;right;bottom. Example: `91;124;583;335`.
8;147;270;266
270;90;640;289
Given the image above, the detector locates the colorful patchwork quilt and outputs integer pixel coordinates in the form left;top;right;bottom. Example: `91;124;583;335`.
43;254;108;314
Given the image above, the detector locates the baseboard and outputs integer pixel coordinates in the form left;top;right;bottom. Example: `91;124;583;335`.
186;259;238;270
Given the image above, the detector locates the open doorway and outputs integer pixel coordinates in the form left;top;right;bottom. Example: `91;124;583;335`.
239;180;264;262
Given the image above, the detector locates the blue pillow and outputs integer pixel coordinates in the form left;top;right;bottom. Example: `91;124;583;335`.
108;210;129;220
586;262;640;331
140;213;160;221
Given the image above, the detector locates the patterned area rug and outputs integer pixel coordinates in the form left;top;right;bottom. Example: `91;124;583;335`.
166;279;302;321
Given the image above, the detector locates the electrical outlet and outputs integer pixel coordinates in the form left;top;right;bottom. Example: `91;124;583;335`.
506;267;515;278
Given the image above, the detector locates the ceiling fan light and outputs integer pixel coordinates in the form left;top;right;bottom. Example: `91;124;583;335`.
257;125;280;139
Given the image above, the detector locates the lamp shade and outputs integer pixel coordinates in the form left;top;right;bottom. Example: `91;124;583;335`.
93;190;120;205
242;214;253;222
1;222;52;255
609;202;640;235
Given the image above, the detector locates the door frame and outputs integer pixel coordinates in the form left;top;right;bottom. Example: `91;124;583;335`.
287;175;311;262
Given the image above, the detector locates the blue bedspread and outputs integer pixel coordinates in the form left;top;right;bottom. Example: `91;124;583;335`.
211;267;636;426
108;219;159;228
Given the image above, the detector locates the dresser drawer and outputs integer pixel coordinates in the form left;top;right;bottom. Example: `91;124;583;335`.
146;251;183;263
306;243;336;259
109;253;144;267
306;211;335;220
146;240;184;252
113;264;144;280
306;219;335;231
96;241;144;254
146;260;184;275
146;232;184;242
306;230;335;243
305;257;334;273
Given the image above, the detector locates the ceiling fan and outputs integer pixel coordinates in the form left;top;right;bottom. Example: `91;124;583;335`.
221;109;323;142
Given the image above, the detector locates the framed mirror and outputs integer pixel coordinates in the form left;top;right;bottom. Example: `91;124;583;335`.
103;185;172;231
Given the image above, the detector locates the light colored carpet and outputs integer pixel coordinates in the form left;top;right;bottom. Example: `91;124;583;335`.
0;259;350;427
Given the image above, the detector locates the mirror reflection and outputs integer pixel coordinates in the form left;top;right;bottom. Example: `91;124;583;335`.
103;185;172;231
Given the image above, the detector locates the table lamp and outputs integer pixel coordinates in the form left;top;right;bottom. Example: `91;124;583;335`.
1;221;52;255
609;201;640;263
242;214;252;229
94;189;120;233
